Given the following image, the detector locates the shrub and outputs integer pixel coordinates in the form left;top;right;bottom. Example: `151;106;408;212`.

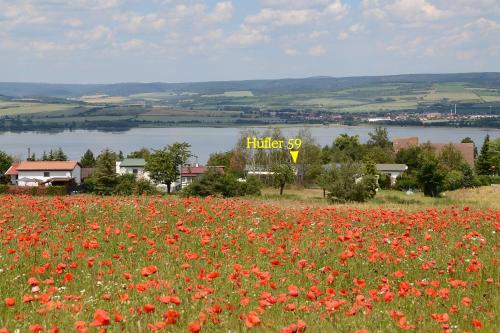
0;184;8;194
490;176;500;185
113;174;136;195
326;162;377;203
46;186;67;196
184;171;262;198
443;170;464;191
135;179;158;195
377;173;392;189
395;171;419;191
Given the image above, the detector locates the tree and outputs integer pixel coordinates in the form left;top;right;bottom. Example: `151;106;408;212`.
438;144;464;172
325;162;376;203
489;138;500;175
272;163;295;196
417;157;444;197
127;148;150;159
92;149;118;195
207;151;232;169
396;146;423;171
54;148;68;161
476;135;493;175
367;126;392;149
295;128;323;186
0;151;13;184
145;142;191;193
363;159;379;199
80;149;96;168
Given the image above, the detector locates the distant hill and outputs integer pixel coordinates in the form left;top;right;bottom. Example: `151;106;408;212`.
1;73;499;98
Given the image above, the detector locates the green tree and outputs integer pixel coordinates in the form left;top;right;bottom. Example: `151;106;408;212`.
326;162;375;203
489;138;500;175
0;151;13;184
127;148;150;159
367;126;392;149
295;128;323;186
272;163;295;196
476;135;493;175
363;159;379;199
438;144;465;172
145;142;191;193
80;149;96;168
207;151;232;169
54;148;68;161
92;149;118;195
417;157;444;197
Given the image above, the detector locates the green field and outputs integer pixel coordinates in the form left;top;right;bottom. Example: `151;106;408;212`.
0;101;77;116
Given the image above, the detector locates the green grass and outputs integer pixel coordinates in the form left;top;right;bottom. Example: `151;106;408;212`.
0;101;77;116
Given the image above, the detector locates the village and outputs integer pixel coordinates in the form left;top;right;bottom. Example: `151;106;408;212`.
1;134;481;199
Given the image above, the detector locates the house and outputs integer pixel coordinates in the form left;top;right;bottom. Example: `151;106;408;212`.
180;164;224;188
5;161;82;187
393;137;475;167
322;163;408;186
4;164;20;185
376;164;408;185
116;158;150;179
393;137;419;152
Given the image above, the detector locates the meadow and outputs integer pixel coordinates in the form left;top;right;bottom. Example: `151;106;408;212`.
0;192;498;332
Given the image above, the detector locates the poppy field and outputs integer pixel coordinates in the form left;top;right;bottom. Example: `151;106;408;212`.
0;194;498;332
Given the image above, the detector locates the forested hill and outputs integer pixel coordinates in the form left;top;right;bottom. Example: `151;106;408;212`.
1;72;499;98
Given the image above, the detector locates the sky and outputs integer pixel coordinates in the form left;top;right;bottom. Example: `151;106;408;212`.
0;0;499;84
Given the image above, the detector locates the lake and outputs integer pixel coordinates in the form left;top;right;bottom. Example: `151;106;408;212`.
1;125;499;163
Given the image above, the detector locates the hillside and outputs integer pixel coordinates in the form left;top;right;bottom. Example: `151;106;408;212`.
1;73;500;98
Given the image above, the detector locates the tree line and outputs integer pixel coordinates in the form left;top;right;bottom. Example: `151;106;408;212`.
0;128;499;201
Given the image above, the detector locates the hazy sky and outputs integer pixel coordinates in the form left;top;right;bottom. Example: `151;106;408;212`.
1;0;499;83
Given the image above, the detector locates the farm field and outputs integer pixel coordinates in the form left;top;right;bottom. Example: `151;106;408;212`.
0;101;77;116
0;193;498;332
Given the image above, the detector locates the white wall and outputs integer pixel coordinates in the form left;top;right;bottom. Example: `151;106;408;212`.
17;167;81;186
116;164;151;181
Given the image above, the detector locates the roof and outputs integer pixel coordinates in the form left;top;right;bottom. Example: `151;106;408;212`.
16;161;80;171
376;164;408;172
430;143;475;167
393;137;419;152
181;165;224;177
120;158;146;167
5;164;19;176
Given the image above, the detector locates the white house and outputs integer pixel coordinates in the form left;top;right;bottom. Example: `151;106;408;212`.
116;158;150;180
6;161;82;187
376;164;408;186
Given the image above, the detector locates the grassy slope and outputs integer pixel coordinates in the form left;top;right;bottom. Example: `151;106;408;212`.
261;186;500;211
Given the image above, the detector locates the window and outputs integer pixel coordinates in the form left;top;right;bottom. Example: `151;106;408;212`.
44;171;50;177
133;169;138;175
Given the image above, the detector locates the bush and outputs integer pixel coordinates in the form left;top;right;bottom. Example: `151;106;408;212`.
136;179;158;195
0;184;8;194
46;186;67;196
395;172;419;191
443;170;464;191
475;175;491;186
183;171;262;197
377;173;392;189
490;176;500;185
114;174;136;195
325;162;377;203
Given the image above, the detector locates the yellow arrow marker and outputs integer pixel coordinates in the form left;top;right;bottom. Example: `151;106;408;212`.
290;150;299;164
